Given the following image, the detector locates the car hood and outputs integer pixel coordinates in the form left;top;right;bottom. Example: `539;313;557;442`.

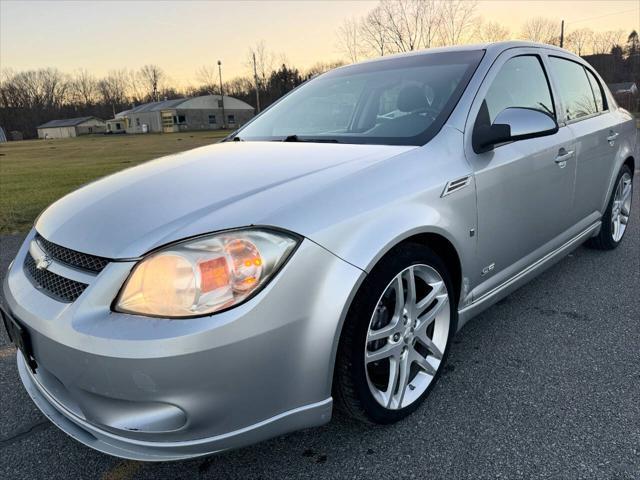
36;141;415;258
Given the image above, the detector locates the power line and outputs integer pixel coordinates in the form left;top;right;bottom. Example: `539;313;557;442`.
566;8;639;26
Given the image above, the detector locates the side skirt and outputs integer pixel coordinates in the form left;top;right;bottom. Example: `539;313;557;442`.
456;221;601;330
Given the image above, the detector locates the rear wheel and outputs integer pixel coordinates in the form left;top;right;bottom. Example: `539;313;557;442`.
333;244;456;424
587;165;633;250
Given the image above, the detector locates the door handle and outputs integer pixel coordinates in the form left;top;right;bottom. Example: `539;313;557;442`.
607;131;619;145
554;149;574;168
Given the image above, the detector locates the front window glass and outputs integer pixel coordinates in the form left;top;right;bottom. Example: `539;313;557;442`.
477;55;554;131
235;51;484;146
549;56;597;120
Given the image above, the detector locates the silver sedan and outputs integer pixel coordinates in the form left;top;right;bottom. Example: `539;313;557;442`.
2;41;636;461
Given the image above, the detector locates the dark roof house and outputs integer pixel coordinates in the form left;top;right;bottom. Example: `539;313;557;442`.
37;116;106;139
608;82;638;95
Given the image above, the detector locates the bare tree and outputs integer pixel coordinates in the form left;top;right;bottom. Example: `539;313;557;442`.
196;65;219;94
97;70;129;115
126;69;145;103
70;69;98;106
419;0;444;48
565;28;593;55
304;61;346;79
0;68;68;109
246;41;276;88
224;77;254;98
336;17;363;62
521;17;560;45
359;6;388;56
591;30;625;54
605;29;626;50
138;64;165;102
439;0;477;45
378;0;427;52
474;19;510;43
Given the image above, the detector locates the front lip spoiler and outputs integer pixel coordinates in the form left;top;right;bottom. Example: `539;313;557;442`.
17;353;333;461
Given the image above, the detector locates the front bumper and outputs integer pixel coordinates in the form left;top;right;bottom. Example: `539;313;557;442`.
17;353;332;461
4;231;364;460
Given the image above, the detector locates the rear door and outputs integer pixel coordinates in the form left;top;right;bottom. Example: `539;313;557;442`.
546;55;619;222
464;50;577;298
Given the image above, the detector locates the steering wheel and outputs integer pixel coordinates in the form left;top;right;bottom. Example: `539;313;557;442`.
410;106;439;122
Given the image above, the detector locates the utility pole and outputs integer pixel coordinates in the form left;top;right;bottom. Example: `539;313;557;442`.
218;60;226;129
560;20;564;48
252;52;261;113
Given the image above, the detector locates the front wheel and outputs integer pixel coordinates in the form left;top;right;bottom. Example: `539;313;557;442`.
587;164;633;250
333;244;457;424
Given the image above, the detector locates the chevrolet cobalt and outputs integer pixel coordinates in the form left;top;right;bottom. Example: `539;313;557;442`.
2;42;636;460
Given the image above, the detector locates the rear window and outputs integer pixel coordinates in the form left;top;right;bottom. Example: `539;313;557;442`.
585;68;606;112
549;57;598;120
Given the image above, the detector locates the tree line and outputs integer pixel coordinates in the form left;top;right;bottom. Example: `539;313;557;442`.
1;0;639;140
0;56;346;139
335;0;636;60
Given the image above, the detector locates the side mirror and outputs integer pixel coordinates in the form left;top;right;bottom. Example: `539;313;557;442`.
473;107;559;153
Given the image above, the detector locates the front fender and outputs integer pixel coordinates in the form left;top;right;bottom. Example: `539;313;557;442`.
307;177;478;307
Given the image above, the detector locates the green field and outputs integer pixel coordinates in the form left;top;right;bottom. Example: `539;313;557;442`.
0;130;231;234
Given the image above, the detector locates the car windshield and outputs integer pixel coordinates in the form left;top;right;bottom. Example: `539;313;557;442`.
235;50;484;146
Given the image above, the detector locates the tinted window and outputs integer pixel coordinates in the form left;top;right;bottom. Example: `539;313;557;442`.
236;51;484;146
476;55;554;131
549;57;597;120
585;68;605;112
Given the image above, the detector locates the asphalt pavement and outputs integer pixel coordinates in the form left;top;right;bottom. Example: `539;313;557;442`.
0;176;638;479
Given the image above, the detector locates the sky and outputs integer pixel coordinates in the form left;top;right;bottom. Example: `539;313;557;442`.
1;0;638;87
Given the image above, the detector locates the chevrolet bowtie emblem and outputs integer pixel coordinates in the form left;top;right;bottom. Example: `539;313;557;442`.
35;254;52;271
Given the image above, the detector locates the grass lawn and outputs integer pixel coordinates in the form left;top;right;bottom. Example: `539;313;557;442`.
0;130;231;234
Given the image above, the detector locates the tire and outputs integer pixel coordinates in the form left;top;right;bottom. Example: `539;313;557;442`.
587;164;634;250
333;243;457;424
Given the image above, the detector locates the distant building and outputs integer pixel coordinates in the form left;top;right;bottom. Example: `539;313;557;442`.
608;82;639;112
608;82;638;96
105;118;127;134
37;116;106;139
113;95;254;134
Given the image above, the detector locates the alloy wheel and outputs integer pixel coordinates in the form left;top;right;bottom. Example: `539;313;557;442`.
364;264;450;410
611;172;632;242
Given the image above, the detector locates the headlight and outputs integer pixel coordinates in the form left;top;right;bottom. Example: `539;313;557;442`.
115;229;299;318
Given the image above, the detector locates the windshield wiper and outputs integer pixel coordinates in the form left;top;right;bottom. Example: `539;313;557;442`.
282;134;339;143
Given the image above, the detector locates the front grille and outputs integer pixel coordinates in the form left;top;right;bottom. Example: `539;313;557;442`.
35;233;110;273
24;254;88;303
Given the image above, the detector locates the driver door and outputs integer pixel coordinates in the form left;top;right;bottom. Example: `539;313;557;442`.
464;51;577;299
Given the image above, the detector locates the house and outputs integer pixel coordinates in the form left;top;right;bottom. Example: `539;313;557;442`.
608;82;638;96
37;116;106;139
105;118;127;134
608;82;639;112
114;95;254;134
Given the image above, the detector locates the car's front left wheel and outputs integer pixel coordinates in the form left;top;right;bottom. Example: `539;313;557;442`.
333;244;457;424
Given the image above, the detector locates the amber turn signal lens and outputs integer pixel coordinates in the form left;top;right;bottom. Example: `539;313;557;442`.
115;229;298;318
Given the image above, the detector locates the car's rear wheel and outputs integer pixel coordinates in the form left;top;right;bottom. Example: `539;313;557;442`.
587;164;633;250
333;244;456;424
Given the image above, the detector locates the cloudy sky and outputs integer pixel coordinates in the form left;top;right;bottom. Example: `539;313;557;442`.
2;0;638;86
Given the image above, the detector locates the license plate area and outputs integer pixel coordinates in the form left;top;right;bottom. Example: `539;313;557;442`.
1;306;37;372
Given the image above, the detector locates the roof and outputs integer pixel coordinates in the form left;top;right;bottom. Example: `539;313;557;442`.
116;95;254;117
37;116;104;129
338;41;576;71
